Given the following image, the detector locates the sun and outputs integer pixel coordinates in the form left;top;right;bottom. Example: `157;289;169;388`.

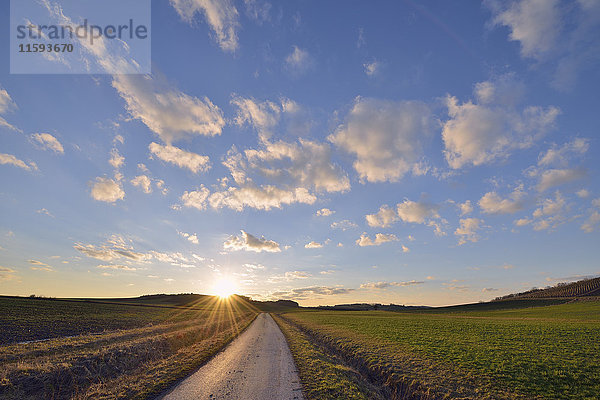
213;278;237;299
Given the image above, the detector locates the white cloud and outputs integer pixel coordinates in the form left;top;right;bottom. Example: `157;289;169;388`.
479;185;525;214
169;0;239;52
576;189;590;198
109;148;124;169
329;97;433;182
489;0;561;60
224;230;281;252
269;286;354;300
149;142;210;173
208;184;316;211
442;76;559;169
179;231;199;244
30;133;64;154
243;0;271;23
459;200;473;216
131;175;152;194
488;0;600;90
231;96;281;140
366;205;398;228
356;233;399;247
514;191;567;231
397;200;440;224
284;271;311;280
0;86;19;132
330;220;358;231
97;264;136;271
181;186;211;210
360;280;424;289
363;61;380;76
316;208;334;217
240;139;350;193
285;46;312;75
366;200;444;235
536;168;586;192
455;218;483;245
90;177;124;203
304;241;323;249
0;153;38;171
581;211;600;233
532;191;567;231
538;138;589;167
112;74;225;144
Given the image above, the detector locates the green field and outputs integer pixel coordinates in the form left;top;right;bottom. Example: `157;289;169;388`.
280;301;600;399
0;295;258;399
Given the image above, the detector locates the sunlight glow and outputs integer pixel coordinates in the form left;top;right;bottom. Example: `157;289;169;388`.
213;278;237;299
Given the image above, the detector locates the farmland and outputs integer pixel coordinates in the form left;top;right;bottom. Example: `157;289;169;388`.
278;300;600;399
0;295;258;399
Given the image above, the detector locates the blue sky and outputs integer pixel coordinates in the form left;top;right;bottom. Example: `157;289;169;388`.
0;0;599;306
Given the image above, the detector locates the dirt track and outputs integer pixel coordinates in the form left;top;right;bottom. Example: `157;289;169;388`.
160;313;304;400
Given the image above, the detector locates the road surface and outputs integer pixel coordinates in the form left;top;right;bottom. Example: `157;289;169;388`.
160;313;304;400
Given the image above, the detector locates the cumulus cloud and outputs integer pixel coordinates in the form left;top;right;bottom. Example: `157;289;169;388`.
329;97;433;182
108;148;124;169
149;142;210;173
179;231;199;244
538;138;589;167
363;61;380;76
365;205;398;228
0;153;38;171
97;264;136;271
269;286;354;300
489;0;561;60
360;280;424;289
487;0;600;90
169;0;239;52
455;218;483;245
366;199;444;235
479;185;526;214
181;186;210;210
531;191;567;231
30;133;64;154
305;241;323;249
459;200;473;216
316;208;334;217
131;175;152;194
112;74;225;144
284;271;311;280
442;75;559;169
90;177;125;203
536;168;586;192
356;233;399;247
581;211;600;233
222;96;349;210
285;46;312;75
208;184;316;211
576;189;590;198
224;230;281;252
330;220;358;231
0;86;19;132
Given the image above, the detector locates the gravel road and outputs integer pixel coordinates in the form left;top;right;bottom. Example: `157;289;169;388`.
160;313;304;400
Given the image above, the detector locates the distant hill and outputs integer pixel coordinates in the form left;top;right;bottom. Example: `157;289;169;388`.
494;276;600;301
318;303;430;311
92;293;300;311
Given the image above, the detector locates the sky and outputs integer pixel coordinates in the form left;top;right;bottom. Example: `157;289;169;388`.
0;0;599;306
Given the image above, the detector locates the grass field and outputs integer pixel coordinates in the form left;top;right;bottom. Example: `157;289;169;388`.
280;300;600;399
0;295;258;399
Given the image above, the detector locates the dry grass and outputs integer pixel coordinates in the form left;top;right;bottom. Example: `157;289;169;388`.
0;296;259;400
